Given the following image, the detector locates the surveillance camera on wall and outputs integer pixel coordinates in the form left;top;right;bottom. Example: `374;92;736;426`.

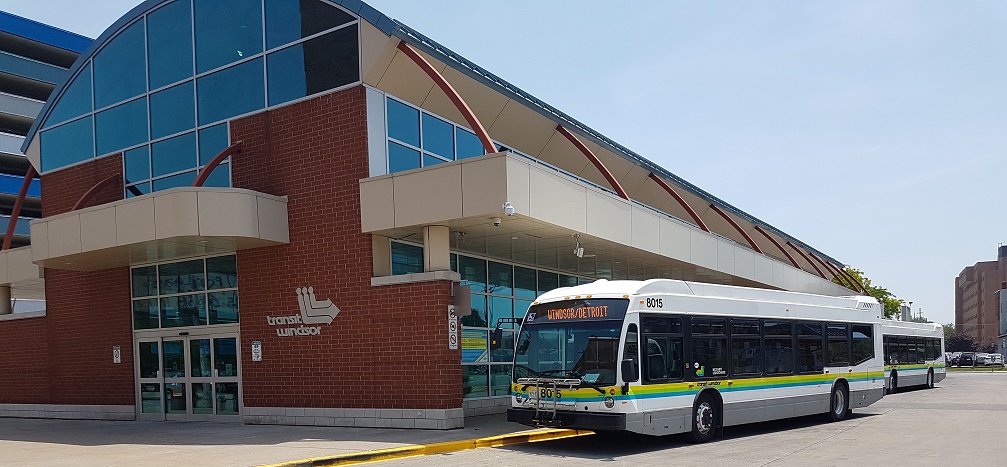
502;202;515;216
573;246;584;258
492;217;502;227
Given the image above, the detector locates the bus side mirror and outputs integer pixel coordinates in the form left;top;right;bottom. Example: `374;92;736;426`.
490;328;503;350
621;359;639;383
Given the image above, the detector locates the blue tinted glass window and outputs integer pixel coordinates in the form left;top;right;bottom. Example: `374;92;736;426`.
208;290;238;324
456;128;484;159
387;99;419;147
266;26;359;106
151;132;197;177
95;98;148;156
201;163;230;188
388;142;420;173
194;0;262;73
124;146;151;184
147;0;194;89
150;81;194;139
206;255;237;289
423;154;446;167
40;116;93;172
126;182;152;198
153;170;197;191
422;114;453;159
514;267;536;299
391;242;423;275
198;124;229;165
93;21;147;109
266;46;305;106
46;63;92;127
196;58;264;125
265;0;355;49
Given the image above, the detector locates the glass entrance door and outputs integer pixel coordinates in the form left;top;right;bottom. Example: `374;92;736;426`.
134;331;241;421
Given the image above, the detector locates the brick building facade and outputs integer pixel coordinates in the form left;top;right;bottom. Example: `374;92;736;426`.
955;246;1007;351
0;0;860;427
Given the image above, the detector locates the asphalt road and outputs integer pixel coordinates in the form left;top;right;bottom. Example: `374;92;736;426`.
383;371;1000;466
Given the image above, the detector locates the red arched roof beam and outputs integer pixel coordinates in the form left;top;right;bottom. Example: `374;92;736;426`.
555;125;629;200
708;204;763;253
752;225;800;268
807;251;853;289
784;241;826;278
396;41;495;154
647;173;710;232
839;266;869;295
192;141;243;187
71;174;120;212
2;165;37;251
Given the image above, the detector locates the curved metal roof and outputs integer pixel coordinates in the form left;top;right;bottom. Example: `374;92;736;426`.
21;0;848;271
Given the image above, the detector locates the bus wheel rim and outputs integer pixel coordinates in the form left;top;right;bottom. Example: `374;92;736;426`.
833;389;845;416
696;402;714;434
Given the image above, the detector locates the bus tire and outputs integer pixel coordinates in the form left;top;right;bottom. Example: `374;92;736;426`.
690;393;718;443
926;369;934;389
825;382;849;422
889;371;898;394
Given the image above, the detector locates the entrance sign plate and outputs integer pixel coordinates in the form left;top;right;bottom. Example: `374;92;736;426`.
251;341;262;362
448;305;458;349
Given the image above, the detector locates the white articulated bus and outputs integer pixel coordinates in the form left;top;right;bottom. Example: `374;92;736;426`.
880;320;946;393
505;279;886;442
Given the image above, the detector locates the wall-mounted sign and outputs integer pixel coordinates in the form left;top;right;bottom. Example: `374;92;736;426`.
448;305;458;350
112;345;121;364
266;287;341;337
251;341;262;362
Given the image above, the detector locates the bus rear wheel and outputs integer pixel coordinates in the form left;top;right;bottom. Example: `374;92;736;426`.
690;394;717;443
825;383;849;422
926;369;934;389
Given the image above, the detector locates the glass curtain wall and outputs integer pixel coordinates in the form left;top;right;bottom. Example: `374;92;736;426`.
391;241;592;398
37;0;361;195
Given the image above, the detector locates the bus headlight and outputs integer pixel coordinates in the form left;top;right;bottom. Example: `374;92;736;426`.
515;393;526;403
604;397;615;408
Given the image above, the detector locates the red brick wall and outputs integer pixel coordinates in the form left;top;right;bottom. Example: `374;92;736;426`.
0;316;49;403
232;86;463;410
43;268;135;405
41;154;124;217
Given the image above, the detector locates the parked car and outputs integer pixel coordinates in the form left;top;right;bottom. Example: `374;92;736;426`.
975;353;990;366
959;352;975;367
986;354;1004;367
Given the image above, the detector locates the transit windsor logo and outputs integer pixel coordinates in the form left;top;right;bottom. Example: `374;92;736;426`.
266;287;341;337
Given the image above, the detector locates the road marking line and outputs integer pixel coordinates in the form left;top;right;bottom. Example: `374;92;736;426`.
261;428;593;467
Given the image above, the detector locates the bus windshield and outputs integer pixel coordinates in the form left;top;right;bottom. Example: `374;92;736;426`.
513;298;628;386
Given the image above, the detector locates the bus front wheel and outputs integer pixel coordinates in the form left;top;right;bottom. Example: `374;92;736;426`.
690;394;717;443
888;372;898;394
926;369;934;389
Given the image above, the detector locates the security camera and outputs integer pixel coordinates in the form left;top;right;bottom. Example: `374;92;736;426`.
502;201;515;216
573;246;584;258
492;217;502;227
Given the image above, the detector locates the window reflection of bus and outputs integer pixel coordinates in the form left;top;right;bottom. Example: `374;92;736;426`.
508;279;885;443
880;321;945;393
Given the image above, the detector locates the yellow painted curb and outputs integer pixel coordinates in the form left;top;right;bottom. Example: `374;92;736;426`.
260;428;593;467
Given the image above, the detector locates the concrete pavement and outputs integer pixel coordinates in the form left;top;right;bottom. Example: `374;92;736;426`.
0;412;549;466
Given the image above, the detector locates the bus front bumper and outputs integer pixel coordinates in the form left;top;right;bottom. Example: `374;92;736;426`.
507;408;626;431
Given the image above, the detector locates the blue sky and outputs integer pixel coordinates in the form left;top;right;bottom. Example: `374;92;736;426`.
7;1;1006;325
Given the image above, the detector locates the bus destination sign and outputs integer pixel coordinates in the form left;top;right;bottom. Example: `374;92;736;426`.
526;299;628;324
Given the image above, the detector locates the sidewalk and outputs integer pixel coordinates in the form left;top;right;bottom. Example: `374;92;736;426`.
0;414;573;466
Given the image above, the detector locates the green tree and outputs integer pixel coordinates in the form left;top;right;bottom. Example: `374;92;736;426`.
837;267;903;319
943;323;955;340
946;333;978;352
